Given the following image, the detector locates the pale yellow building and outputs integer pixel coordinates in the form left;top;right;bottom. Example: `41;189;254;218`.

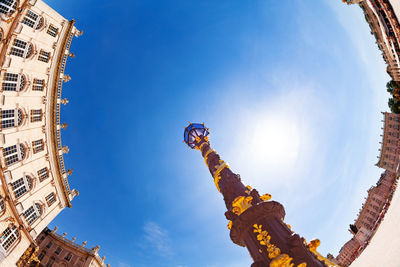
344;0;400;81
0;0;81;265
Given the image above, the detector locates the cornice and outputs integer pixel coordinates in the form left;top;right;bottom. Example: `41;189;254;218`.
44;228;107;266
48;19;76;208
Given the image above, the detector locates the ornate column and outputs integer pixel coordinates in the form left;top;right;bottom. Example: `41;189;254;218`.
183;123;327;267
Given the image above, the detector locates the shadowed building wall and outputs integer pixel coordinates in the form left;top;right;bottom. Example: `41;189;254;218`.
35;227;108;267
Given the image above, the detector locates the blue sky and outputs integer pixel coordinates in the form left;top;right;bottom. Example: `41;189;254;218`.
45;0;389;266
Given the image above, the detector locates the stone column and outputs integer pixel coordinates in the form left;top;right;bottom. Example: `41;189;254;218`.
187;127;326;267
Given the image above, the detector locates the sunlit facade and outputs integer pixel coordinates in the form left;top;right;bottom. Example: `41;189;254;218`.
0;0;81;265
344;0;400;81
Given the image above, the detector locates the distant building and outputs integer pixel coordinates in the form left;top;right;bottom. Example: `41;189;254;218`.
336;171;396;266
34;227;109;267
377;112;400;173
343;0;400;81
0;0;81;265
336;238;360;267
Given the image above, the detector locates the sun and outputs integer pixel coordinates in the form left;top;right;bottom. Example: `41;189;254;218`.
249;115;300;167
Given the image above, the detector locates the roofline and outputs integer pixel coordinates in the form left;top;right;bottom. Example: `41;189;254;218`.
49;19;76;208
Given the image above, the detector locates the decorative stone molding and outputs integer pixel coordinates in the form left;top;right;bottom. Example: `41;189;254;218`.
61;146;69;154
62;75;71;83
61;98;69;105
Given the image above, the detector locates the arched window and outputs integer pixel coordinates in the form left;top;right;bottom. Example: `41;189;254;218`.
3;144;25;166
11;39;33;59
0;0;17;16
1;109;23;129
22;10;44;30
0;225;19;252
23;203;42;225
2;72;25;91
11;175;32;198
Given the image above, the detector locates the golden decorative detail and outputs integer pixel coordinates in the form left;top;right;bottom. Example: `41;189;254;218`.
227;221;232;230
253;224;282;259
253;224;307;267
305;239;340;267
213;162;228;192
214;173;222;192
203;148;215;166
198;141;208;151
232;196;253;215
307;239;320;253
270;254;294;267
245;185;252;194
260;193;272;201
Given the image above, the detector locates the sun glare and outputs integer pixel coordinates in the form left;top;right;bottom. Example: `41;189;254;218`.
250;116;300;167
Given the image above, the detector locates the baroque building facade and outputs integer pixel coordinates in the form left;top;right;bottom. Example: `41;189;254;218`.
336;171;397;266
344;0;400;81
0;0;81;265
34;227;108;267
377;112;400;172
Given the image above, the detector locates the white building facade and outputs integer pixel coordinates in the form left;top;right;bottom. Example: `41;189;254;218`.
0;0;80;265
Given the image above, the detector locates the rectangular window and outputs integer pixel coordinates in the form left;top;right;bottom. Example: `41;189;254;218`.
3;144;23;166
46;192;56;207
64;253;72;261
0;225;19;251
32;139;44;153
2;72;19;91
47;25;58;37
32;79;44;91
23;205;39;225
38;251;46;261
1;109;16;129
11;177;30;198
38;50;50;63
55;247;62;255
38;167;49;181
30;109;42;122
46;242;52;249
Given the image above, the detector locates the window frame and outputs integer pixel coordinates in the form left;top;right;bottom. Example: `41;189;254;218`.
10;39;33;59
30;109;43;123
11;175;32;199
0;225;20;252
0;0;17;16
23;203;42;225
32;139;44;154
3;143;25;166
2;72;26;92
0;108;23;130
